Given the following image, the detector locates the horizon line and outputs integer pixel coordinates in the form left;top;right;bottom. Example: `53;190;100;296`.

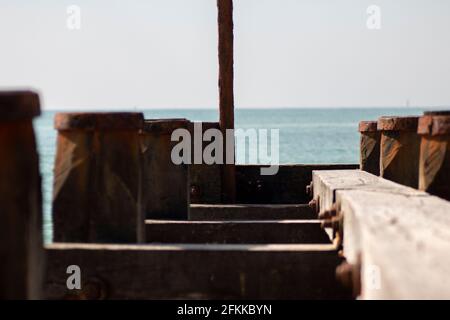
40;105;446;111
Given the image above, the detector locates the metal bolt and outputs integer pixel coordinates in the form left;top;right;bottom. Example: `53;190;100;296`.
190;185;201;199
308;199;317;213
306;182;313;197
336;261;361;299
321;216;340;231
63;277;108;300
318;208;337;220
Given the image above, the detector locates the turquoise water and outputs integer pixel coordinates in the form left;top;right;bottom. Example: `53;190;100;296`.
34;107;428;242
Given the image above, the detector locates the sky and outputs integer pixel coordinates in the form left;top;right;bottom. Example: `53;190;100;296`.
1;0;450;110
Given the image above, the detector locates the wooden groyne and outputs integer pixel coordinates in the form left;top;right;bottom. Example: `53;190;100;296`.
0;91;357;299
2;0;450;301
2;90;450;300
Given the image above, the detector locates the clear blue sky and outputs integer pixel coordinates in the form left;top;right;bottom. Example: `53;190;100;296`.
1;0;450;110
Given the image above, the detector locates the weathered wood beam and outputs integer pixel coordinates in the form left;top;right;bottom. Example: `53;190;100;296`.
217;0;236;203
312;169;425;216
190;204;316;221
45;243;350;300
0;91;44;299
191;164;358;205
358;121;381;176
145;220;330;244
311;169;450;298
336;188;450;299
378;116;421;188
53;113;145;243
189;122;222;204
418;112;450;201
140;119;191;220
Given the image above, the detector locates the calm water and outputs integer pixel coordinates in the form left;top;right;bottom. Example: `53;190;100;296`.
35;107;428;242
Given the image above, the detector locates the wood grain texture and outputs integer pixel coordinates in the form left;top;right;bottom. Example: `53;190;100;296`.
190;164;358;205
419;135;450;200
380;131;421;188
145;220;330;244
189;122;222;204
53;113;144;243
140;119;190;220
312;170;424;215
190;204;316;221
360;131;381;176
336;188;450;299
45;243;350;300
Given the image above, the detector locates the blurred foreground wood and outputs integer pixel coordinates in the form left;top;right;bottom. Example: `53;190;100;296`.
312;169;450;299
0;91;44;300
45;243;348;300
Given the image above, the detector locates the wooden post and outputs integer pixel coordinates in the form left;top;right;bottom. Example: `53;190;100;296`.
378;116;421;188
52;112;145;243
218;0;236;203
418;111;450;200
189;122;222;204
140;119;190;220
0;91;44;299
358;121;381;176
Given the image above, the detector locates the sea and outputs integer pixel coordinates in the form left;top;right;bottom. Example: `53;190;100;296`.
34;107;431;243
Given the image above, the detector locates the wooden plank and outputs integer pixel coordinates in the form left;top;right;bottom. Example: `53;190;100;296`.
45;243;350;300
191;164;359;205
145;220;330;244
0;91;44;299
189;204;316;221
234;164;359;205
336;189;450;299
312;169;425;214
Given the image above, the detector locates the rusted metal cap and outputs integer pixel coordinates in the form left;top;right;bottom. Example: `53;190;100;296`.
55;112;144;131
141;118;190;134
377;116;419;132
418;115;450;136
358;121;378;133
0;91;41;121
424;110;450;116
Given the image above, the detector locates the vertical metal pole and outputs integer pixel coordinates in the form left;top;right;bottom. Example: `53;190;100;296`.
217;0;236;203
